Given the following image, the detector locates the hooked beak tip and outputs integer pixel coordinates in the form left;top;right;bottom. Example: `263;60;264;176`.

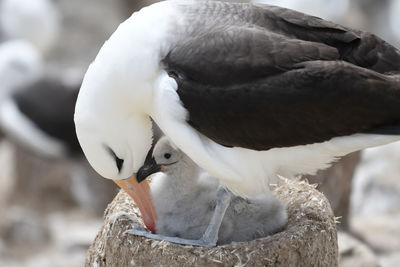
113;174;157;233
137;157;161;183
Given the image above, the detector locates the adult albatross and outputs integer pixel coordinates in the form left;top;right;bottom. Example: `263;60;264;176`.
74;0;400;233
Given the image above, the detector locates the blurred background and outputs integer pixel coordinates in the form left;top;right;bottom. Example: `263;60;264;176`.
0;0;398;266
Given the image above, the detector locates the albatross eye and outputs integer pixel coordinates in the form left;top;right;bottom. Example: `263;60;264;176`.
115;156;124;173
164;153;171;159
107;147;124;173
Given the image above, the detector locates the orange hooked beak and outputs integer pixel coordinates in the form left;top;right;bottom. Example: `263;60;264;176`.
114;174;156;233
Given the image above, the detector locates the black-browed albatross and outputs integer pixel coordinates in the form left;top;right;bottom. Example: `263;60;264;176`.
74;0;400;233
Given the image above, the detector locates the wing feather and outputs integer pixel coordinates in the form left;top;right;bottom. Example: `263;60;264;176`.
163;2;400;150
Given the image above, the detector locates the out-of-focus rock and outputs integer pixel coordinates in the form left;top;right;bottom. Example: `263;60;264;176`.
308;152;361;230
351;142;400;217
0;210;102;267
379;252;400;267
351;213;400;253
47;211;103;257
0;207;51;255
338;231;379;267
8;144;118;216
0;141;15;212
350;141;400;266
86;179;338;266
48;0;128;70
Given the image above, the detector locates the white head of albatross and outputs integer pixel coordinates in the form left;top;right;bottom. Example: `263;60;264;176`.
74;2;181;231
75;1;400;232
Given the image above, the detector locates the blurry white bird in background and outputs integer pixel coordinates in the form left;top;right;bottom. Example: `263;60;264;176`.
0;0;61;54
0;40;42;103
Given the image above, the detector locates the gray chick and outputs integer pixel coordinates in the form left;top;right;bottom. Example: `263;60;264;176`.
132;136;287;246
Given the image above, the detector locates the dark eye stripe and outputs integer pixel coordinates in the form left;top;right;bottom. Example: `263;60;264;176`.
106;146;124;173
115;157;124;173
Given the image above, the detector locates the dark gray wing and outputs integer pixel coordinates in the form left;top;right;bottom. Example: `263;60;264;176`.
175;61;400;150
164;2;400;150
264;4;400;73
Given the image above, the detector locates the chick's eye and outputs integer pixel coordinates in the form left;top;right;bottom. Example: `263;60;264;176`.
164;153;171;159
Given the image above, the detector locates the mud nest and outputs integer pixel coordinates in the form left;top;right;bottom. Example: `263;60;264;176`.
86;178;338;266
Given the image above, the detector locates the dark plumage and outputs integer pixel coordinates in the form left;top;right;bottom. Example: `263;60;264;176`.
162;2;400;150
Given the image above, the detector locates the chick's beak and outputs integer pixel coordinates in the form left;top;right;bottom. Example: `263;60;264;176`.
137;157;161;183
114;174;156;233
